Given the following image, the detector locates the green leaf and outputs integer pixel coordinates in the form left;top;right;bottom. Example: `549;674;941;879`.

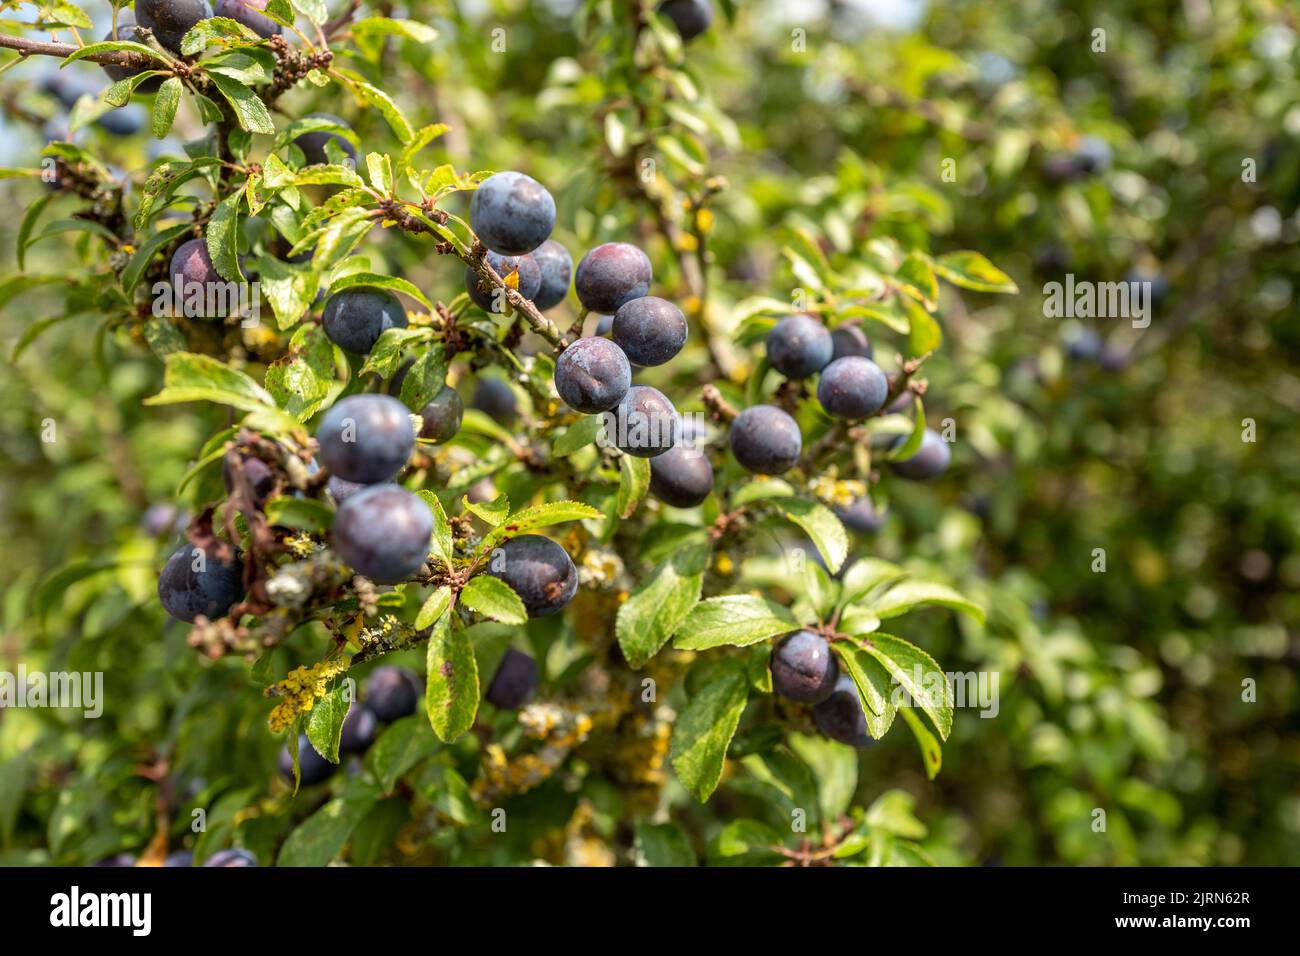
334;68;414;143
277;793;375;865
671;660;750;802
264;323;337;421
634;822;696;867
903;295;942;356
366;715;439;791
180;16;261;54
803;559;839;622
61;41;170;67
834;643;896;739
328;271;432;311
464;494;510;528
931;251;1018;294
897;251;939;306
151;77;183;138
425;614;479;742
399;346;447;411
291;0;328;25
291;164;366;187
121;221;192;294
263;496;333;532
708;819;785;866
776;498;848;575
144;352;279;414
481;501;604;549
859;633;953;740
788;733;858;821
839;557;908;608
415;491;452;568
898;706;943;780
249;255;319;330
616;543;708;668
17;194;55;271
358;327;430;378
351;16;439;44
552;414;604;457
207;72;275;134
460;575;528;625
868;580;985;625
206;190;244;282
414;585;452;630
617;453;651;518
673;594;797;651
306;683;351;764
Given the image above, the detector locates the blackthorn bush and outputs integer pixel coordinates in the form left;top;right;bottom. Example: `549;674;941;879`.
136;0;214;55
766;314;833;379
367;667;420;722
574;242;652;314
322;286;409;355
470;171;556;255
648;444;713;507
890;428;952;480
157;543;244;623
730;404;802;474
486;648;538;709
530;239;573;310
612;296;687;366
418;386;464;443
332;484;433;583
489;535;577;618
813;675;875;748
554;336;632;413
817;356;889;420
316;394;415;484
770;631;838;703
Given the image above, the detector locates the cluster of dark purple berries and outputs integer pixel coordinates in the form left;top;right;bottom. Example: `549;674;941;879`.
769;630;873;749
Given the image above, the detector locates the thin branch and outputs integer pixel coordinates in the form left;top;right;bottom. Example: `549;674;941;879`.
0;32;156;69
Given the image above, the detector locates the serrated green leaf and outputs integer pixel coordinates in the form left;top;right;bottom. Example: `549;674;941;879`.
617;453;651;518
366;714;438;791
460;574;528;625
358;327;431;377
329;272;432;311
834;643;896;739
144;352;278;414
414;585;451;630
151;77;182;139
868;580;985;625
859;633;953;740
553;414;605;457
480;500;603;549
264;323;337;421
425;614;479;742
414;492;452;568
776;498;848;575
670;660;749;802
673;594;797;651
206;190;244;282
616;543;708;667
399;346;447;411
931;251;1018;294
207;72;275;134
898;706;943;779
306;683;351;764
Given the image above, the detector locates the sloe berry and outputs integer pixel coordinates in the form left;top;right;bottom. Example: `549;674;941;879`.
470;171;556;255
465;252;541;312
658;0;713;40
486;648;538;709
488;535;577;618
366;666;420;722
574;242;652;314
830;323;872;362
339;704;379;754
730;404;801;474
157;543;244;623
214;0;280;38
293;113;357;166
649;443;713;507
316;394;414;484
605;385;679;458
766;314;833;379
327;474;366;504
418;386;463;443
612;296;687;366
835;497;885;535
332;484;432;583
817;356;888;420
770;630;838;704
813;675;875;748
322;286;407;355
204;849;259;866
97;107;144;137
279;733;334;786
169;238;225;318
890;427;951;480
555;336;632;413
471;378;517;425
595;314;614;336
163;851;194;866
135;0;214;55
221;449;276;504
530;239;572;310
